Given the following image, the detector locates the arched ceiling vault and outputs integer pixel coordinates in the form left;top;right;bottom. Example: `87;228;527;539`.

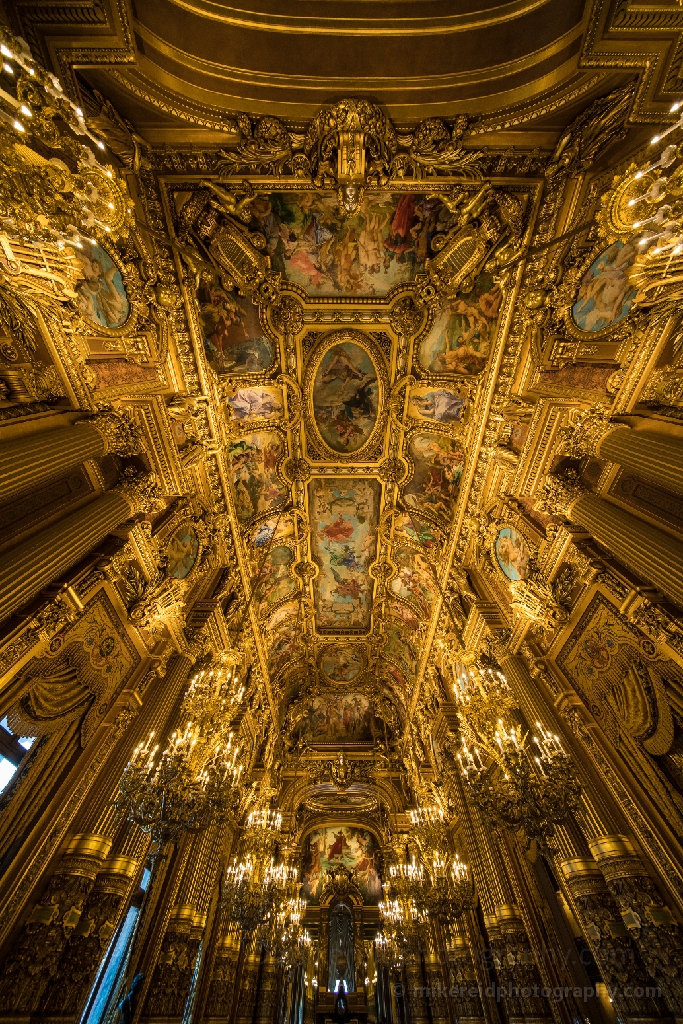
11;0;681;807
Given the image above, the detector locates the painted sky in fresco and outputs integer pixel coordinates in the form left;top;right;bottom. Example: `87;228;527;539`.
302;826;381;904
309;478;380;633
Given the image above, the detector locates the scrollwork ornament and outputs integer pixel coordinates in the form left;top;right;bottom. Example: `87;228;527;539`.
536;470;586;518
271;295;304;335
557;404;627;459
88;407;147;457
118;469;167;516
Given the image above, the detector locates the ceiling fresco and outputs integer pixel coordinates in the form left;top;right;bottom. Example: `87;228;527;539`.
171;169;530;763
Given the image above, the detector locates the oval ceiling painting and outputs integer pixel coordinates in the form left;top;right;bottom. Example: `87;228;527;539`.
72;240;130;329
312;341;379;453
571;239;637;333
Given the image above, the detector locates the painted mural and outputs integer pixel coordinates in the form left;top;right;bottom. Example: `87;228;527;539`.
253;545;297;619
403;432;464;521
309;478;380;632
383;622;418;681
197;273;275;374
388;599;421;631
312;341;379;453
249;192;456;296
72;240;130;329
302;827;382;904
418;271;501;374
166;521;200;580
264;599;299;636
228;432;287;523
494;526;531;581
321;645;364;682
267;621;301;679
395;514;441;549
408;387;467;424
571;239;637;333
226;386;283;422
390;547;436;620
300;694;375;743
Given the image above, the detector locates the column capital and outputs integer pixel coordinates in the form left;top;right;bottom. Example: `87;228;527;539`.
537;470;586;518
117;470;166;516
86;408;147;457
557;403;628;459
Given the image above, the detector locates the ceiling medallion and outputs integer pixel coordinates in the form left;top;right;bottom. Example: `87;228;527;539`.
304;329;388;463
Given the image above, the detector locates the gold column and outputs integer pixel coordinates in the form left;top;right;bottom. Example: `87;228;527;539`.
558;855;665;1024
0;410;144;503
588;835;683;1016
445;917;485;1024
41;852;140;1015
542;475;683;609
599;430;683;498
559;406;683;497
205;927;241;1021
0;833;113;1013
0;478;151;622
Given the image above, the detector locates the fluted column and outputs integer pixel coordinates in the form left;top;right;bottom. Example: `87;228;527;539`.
541;475;683;609
0;411;144;503
559;405;683;497
600;430;683;498
557;854;667;1023
0;473;158;622
0;833;114;1013
587;834;683;1015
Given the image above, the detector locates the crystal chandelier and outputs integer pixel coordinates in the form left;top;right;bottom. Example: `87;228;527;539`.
458;714;581;850
116;662;246;850
223;805;298;942
271;896;311;969
377;855;431;965
0;27;132;250
426;853;474;920
116;722;242;850
409;804;448;860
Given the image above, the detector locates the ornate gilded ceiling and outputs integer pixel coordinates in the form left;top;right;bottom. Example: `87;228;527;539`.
8;0;683;148
1;0;675;760
157;158;534;750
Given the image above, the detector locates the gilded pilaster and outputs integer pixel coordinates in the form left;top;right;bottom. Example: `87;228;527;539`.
0;833;113;1014
557;855;665;1023
588;835;683;1016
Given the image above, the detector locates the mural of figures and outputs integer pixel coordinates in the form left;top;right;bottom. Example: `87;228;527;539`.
403;432;464;521
226;386;283;421
72;241;130;329
309;478;380;632
249;192;456;296
228;432;287;522
321;645;364;682
408;387;467;424
571;239;637;332
394;514;441;549
197;273;275;373
312;342;379;453
495;526;531;581
300;694;375;743
390;547;436;620
383;622;418;681
264;599;299;636
267;622;301;679
301;827;382;904
388;600;421;631
166;522;200;579
253;544;297;618
418;271;501;374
